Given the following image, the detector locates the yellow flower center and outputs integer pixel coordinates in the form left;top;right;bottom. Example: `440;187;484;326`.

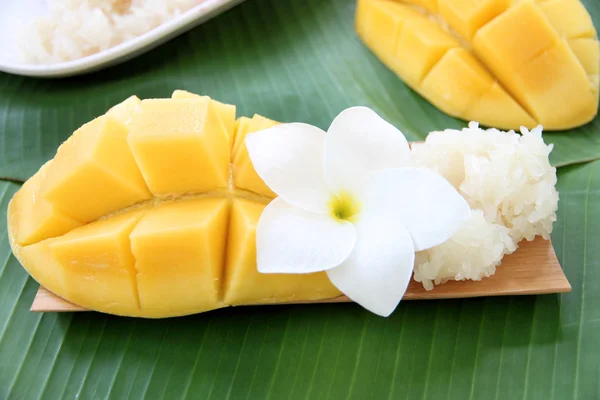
329;191;360;223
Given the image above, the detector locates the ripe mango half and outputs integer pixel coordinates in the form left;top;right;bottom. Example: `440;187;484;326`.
7;92;341;318
356;0;600;130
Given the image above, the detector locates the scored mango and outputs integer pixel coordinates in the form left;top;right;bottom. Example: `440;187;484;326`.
356;0;600;130
8;93;340;318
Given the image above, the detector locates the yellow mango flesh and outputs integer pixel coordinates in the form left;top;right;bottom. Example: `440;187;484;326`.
356;0;600;130
438;0;511;40
9;161;82;246
8;95;340;318
130;198;229;317
232;116;251;154
393;13;461;87
106;95;141;125
127;98;230;196
232;114;280;198
538;0;596;39
232;116;252;157
41;115;152;222
49;209;145;316
569;38;600;88
224;200;341;305
171;89;237;146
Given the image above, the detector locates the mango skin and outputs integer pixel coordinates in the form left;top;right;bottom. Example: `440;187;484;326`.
356;0;600;130
8;94;340;318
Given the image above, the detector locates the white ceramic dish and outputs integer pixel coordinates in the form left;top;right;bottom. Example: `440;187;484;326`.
0;0;244;78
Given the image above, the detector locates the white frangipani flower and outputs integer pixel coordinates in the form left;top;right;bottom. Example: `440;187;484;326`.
245;107;470;316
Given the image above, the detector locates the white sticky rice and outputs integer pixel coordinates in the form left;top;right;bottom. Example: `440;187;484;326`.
411;122;559;290
19;0;200;64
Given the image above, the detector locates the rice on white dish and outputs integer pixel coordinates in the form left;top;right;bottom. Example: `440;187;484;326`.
412;122;559;290
19;0;201;64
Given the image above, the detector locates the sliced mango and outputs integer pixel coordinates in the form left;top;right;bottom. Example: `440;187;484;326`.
223;200;341;305
41;115;151;223
7;94;342;318
356;0;600;129
128;98;230;196
130;198;228;317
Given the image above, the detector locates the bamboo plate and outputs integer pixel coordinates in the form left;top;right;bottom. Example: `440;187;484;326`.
30;237;571;313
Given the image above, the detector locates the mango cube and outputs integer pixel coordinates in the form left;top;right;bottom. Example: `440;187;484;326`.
10;162;82;246
475;1;558;69
232;114;280;198
438;0;511;40
358;1;415;66
472;1;560;118
41;115;151;223
223;200;341;305
106;95;141;125
128;98;229;196
232;114;274;159
49;209;145;316
465;82;536;129
231;116;252;157
514;40;598;130
569;38;600;89
172;90;236;147
421;48;494;118
539;0;595;39
230;117;250;155
130;198;229;318
393;16;460;86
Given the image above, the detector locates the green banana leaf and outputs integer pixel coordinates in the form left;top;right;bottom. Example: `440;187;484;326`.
1;0;600;182
0;0;599;398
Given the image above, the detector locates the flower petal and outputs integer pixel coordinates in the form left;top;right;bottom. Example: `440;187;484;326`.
257;197;357;274
326;212;415;317
324;106;411;194
246;123;331;214
359;167;471;252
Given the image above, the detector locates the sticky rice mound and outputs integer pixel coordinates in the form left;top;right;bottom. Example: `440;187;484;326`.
413;210;516;290
411;122;559;289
